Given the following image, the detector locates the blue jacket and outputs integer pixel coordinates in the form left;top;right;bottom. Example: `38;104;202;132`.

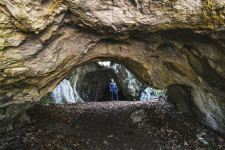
110;82;118;91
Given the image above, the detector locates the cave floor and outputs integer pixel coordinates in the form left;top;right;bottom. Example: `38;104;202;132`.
0;100;225;150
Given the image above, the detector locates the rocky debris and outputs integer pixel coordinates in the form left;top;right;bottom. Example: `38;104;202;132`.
0;0;225;135
196;132;209;145
110;63;166;101
130;109;147;123
0;100;224;150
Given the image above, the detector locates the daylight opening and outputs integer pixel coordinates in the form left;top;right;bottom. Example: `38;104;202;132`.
40;61;166;105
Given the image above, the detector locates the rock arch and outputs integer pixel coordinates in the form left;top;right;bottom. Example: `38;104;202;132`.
0;0;225;133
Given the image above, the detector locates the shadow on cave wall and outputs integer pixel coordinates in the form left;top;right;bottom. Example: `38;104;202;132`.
40;62;166;105
76;69;128;102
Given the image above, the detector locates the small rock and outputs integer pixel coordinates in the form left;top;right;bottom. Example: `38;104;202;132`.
198;138;209;145
57;135;64;139
184;141;188;146
201;132;206;135
196;133;202;138
130;109;147;123
26;133;32;136
103;140;110;145
217;137;224;142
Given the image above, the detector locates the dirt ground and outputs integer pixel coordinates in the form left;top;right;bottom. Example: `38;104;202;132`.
0;100;224;150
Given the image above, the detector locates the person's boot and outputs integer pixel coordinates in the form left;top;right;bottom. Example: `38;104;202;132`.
116;94;118;101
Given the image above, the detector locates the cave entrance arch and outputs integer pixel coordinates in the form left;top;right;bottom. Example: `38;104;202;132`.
27;29;224;134
75;62;128;102
0;28;224;134
41;60;165;104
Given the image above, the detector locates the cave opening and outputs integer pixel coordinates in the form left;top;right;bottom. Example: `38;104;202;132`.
1;0;225;148
75;65;128;102
40;61;165;105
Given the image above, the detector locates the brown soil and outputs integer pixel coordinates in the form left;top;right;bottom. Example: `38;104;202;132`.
0;101;224;150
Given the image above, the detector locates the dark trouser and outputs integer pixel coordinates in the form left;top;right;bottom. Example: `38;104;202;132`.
111;90;118;101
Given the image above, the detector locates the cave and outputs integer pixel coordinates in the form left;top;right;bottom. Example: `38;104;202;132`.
74;63;130;102
0;0;225;147
41;61;158;104
76;69;127;102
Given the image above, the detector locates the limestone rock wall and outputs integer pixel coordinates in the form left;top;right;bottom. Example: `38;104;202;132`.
110;63;165;101
0;102;34;133
167;85;225;133
166;85;193;113
41;62;155;103
111;63;146;101
0;0;225;133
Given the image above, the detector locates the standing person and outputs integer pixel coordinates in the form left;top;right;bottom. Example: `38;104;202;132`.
110;79;119;101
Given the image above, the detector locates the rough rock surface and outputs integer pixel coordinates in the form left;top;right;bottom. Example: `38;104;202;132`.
41;62;128;104
1;101;225;149
0;0;225;133
74;63;127;102
111;63;147;101
41;62;163;104
167;84;193;113
111;63;165;101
